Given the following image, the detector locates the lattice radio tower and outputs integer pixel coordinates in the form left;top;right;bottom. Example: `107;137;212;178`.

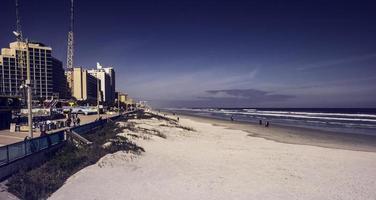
66;0;74;70
15;0;23;40
15;0;24;87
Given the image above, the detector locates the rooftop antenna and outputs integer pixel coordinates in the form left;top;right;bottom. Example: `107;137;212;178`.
66;0;74;70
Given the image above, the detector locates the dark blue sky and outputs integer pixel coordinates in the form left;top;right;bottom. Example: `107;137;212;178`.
1;0;376;108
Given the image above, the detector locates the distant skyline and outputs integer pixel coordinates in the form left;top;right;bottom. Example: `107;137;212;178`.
1;0;375;108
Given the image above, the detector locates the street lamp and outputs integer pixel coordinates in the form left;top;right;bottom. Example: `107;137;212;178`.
13;31;33;138
117;92;120;114
97;75;100;118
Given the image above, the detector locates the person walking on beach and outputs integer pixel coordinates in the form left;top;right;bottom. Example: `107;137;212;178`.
265;121;270;127
259;120;262;125
230;115;234;121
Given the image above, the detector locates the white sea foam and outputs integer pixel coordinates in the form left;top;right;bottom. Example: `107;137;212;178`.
181;108;376;123
255;111;376;118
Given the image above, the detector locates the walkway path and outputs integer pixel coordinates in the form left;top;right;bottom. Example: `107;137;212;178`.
0;114;117;146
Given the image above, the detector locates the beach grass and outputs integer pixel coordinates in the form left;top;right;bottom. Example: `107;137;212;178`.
6;120;144;200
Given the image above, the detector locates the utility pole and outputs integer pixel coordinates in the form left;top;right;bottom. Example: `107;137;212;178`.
25;39;33;138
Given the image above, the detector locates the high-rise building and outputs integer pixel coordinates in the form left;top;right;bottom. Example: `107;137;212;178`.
70;67;98;103
102;66;115;102
87;63;116;104
0;41;67;99
87;69;109;103
51;58;69;99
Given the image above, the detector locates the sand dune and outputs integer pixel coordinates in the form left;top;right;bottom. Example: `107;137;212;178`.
49;116;376;200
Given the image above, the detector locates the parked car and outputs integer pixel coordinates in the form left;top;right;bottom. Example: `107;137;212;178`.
62;106;98;115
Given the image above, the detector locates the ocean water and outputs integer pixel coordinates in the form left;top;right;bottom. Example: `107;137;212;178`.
167;108;376;136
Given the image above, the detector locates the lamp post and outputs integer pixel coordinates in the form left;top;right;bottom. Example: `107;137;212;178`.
25;39;33;138
97;75;100;118
117;92;120;114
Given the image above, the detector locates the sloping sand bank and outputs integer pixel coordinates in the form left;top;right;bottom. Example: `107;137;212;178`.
50;117;376;200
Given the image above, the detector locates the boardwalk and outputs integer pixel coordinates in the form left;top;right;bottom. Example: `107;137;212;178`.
0;114;117;146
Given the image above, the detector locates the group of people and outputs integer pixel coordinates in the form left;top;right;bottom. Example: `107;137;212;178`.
37;114;82;136
259;120;270;127
229;115;270;127
66;113;81;127
33;120;66;136
37;121;50;136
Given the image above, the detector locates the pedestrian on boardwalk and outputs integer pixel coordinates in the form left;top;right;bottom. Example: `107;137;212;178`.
66;118;71;127
40;123;47;136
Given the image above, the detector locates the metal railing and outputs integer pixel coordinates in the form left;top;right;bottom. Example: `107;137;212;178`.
0;130;65;166
71;119;107;135
70;114;124;135
0;113;132;167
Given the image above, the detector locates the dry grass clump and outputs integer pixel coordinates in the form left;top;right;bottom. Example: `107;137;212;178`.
165;121;196;132
155;132;167;139
136;127;167;139
176;125;195;132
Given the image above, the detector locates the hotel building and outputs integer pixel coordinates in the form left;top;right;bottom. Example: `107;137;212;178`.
0;41;67;99
70;67;98;103
87;63;115;104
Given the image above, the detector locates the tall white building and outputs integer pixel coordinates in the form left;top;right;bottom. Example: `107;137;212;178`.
87;63;115;104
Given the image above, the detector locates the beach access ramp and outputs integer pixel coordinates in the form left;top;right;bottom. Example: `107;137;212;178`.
66;129;92;145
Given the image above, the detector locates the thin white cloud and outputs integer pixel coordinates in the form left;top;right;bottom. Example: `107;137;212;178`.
275;76;376;92
296;53;376;71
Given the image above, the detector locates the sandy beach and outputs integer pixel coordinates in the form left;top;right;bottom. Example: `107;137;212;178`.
49;113;376;200
178;113;376;152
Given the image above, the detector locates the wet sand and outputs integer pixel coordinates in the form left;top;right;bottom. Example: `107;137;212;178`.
173;112;376;152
